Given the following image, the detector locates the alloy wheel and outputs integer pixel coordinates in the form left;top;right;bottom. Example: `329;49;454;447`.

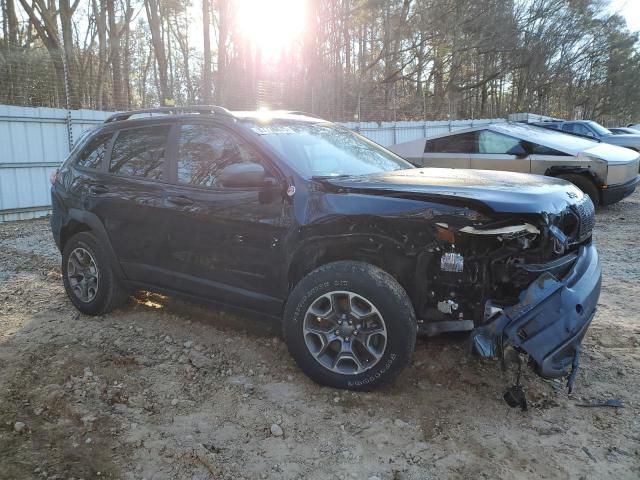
303;291;387;375
67;247;100;303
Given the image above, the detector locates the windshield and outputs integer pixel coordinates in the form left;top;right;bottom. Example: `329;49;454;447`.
587;121;611;135
251;123;413;178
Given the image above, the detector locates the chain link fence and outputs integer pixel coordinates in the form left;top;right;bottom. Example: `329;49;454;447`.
1;47;509;124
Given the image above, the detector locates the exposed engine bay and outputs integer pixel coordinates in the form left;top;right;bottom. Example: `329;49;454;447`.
416;195;595;325
411;195;598;395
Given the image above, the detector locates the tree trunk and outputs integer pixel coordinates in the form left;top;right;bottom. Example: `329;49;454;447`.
59;0;79;108
202;0;212;103
107;0;125;109
92;0;107;109
145;0;171;105
215;0;229;104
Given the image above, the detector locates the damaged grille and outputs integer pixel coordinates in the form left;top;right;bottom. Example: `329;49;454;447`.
573;196;595;242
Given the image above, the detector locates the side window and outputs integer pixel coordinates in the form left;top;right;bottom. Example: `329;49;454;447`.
76;132;112;169
177;124;262;187
577;124;595;137
477;130;522;154
424;132;476;153
563;123;592;137
109;125;170;179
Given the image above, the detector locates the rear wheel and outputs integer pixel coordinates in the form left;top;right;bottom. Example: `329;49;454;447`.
558;173;600;206
62;232;129;315
283;261;416;390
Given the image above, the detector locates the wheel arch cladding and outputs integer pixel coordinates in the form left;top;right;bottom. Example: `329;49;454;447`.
63;209;126;279
287;235;416;300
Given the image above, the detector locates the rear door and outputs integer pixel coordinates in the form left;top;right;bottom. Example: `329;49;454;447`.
89;123;173;281
469;129;531;173
422;131;473;168
160;122;288;311
63;131;115;212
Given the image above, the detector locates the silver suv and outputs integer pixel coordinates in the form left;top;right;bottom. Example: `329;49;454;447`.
389;123;640;205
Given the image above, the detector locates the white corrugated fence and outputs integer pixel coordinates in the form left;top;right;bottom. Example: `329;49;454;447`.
0;105;505;222
0;106;111;221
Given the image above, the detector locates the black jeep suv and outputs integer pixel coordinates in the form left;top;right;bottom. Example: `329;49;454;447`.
51;107;602;390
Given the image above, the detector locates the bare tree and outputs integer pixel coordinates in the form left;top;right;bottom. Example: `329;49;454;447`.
145;0;171;105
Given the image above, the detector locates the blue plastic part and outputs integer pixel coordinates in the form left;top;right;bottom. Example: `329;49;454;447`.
472;244;602;379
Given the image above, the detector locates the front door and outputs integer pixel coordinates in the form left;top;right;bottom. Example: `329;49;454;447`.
160;122;288;312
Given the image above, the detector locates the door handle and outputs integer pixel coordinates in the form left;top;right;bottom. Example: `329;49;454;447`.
89;184;109;194
166;195;194;206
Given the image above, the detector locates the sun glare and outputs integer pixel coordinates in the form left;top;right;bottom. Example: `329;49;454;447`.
236;0;306;59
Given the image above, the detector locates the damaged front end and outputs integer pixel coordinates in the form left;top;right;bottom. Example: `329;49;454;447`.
420;195;601;390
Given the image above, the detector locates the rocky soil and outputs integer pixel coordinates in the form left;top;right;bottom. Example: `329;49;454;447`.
0;192;639;480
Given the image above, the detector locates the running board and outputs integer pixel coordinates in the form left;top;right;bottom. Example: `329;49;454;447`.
417;320;475;336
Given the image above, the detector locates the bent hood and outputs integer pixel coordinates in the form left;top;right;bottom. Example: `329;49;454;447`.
322;168;584;214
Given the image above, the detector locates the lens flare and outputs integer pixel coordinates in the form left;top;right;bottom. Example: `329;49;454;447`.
236;0;306;59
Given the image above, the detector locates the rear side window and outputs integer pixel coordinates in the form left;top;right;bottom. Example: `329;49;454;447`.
109;125;170;179
76;132;112;169
176;124;261;187
424;132;476;153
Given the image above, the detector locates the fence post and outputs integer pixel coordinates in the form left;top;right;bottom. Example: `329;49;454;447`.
60;34;73;150
392;124;397;145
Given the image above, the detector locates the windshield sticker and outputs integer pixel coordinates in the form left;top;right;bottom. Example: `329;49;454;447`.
251;126;296;135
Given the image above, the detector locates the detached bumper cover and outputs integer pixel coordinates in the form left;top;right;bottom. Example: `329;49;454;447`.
472;243;601;379
601;175;640;206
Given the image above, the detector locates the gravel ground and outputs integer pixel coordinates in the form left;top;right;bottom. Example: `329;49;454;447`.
0;192;639;480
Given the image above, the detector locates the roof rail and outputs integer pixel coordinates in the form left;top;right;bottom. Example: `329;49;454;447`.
104;105;233;123
284;110;325;119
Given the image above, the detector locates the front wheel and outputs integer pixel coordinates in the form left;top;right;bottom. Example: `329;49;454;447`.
283;261;416;390
62;232;129;315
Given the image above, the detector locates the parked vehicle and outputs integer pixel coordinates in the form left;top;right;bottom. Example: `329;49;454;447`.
533;120;640;152
389;122;639;206
609;127;640;135
50;107;601;391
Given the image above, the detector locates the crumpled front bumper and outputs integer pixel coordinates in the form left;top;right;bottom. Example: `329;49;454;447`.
471;243;601;380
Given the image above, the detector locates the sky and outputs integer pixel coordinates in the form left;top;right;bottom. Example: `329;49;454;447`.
609;0;640;32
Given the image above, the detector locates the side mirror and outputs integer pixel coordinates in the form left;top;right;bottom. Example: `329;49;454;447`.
219;163;267;188
507;143;528;158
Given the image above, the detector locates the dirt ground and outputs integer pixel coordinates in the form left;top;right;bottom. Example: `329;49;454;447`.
1;193;639;480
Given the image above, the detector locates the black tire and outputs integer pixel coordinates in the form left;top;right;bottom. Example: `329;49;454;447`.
283;261;416;390
62;232;128;315
557;173;600;206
